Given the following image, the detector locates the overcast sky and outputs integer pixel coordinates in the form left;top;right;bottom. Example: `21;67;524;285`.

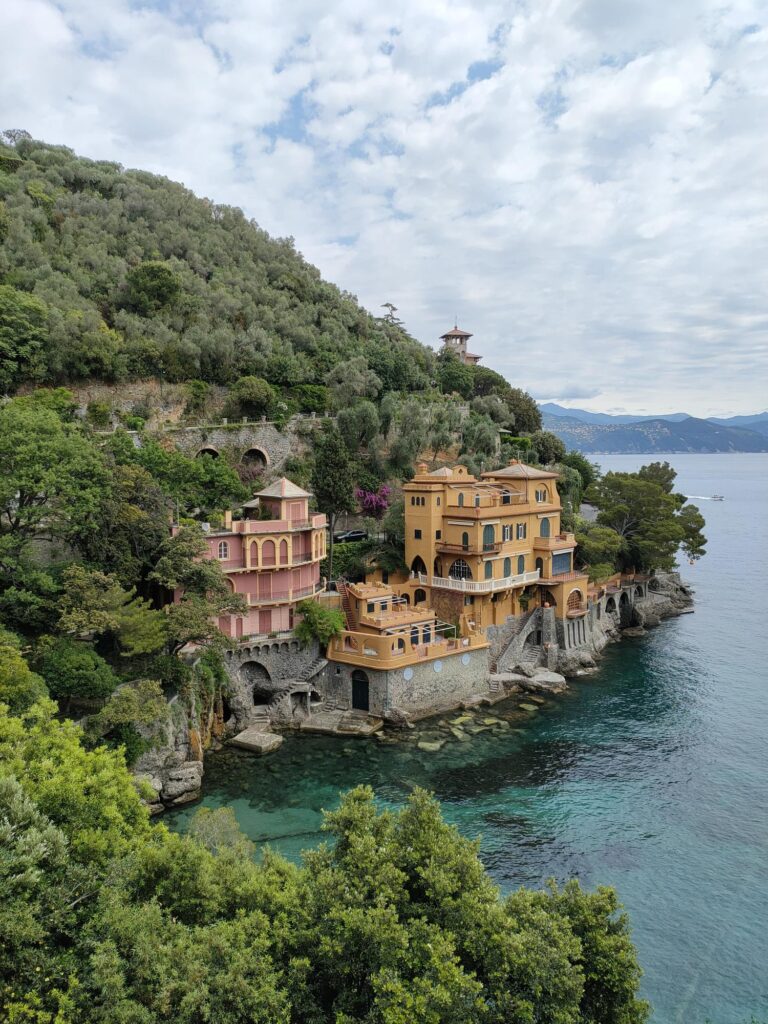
2;0;767;416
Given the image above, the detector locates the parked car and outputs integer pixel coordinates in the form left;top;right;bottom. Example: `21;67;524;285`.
333;529;368;543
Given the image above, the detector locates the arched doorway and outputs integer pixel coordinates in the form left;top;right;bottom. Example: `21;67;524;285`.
351;669;370;712
242;661;272;705
414;588;427;604
411;555;427;576
606;596;617;614
482;524;495;550
195;446;219;459
619;590;631;625
535;557;544;576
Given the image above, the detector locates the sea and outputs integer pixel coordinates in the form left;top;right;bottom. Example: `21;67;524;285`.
169;453;768;1024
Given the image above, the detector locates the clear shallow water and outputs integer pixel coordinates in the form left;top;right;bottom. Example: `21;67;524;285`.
169;454;768;1024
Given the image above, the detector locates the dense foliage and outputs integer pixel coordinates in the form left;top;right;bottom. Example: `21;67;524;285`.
0;701;650;1024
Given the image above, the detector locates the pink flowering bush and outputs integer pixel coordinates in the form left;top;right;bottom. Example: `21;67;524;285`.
355;485;391;519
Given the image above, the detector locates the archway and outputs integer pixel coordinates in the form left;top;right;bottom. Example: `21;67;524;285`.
195;446;219;459
414;588;427;605
241;447;268;469
517;554;525;575
542;589;557;607
262;540;276;566
619;590;631;625
635;586;644;599
242;661;272;704
411;555;427;576
535;557;544;576
449;559;472;580
567;589;583;612
540;517;550;538
605;596;617;614
351;669;370;712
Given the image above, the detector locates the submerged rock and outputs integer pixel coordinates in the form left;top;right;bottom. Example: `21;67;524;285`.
519;703;539;713
417;740;445;752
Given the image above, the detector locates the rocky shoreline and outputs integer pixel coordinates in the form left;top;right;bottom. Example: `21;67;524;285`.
133;572;694;811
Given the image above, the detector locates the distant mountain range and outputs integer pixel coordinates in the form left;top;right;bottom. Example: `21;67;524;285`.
540;404;768;454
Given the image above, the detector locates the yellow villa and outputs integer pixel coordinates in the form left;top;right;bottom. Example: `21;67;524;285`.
389;460;591;629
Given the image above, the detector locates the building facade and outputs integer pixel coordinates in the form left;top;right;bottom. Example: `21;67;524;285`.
188;477;327;640
392;461;590;630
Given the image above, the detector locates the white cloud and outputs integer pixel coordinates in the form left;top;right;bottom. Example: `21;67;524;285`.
1;0;767;415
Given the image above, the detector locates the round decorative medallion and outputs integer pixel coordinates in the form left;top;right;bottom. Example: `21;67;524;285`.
403;667;414;681
461;653;471;666
433;660;443;673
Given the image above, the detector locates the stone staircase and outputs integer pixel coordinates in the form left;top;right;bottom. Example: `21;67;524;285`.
493;609;539;671
300;656;328;682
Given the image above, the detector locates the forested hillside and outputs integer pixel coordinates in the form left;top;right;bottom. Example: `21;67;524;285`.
0;132;434;392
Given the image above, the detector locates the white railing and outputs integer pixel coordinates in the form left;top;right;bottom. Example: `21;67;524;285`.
417;569;540;594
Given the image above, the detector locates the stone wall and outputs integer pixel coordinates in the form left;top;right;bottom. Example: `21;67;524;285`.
223;637;322;728
320;647;491;720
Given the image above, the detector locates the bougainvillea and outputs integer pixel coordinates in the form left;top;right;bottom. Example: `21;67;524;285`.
355;484;391;519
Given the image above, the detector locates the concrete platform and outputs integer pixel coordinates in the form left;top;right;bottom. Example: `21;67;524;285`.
230;727;283;754
297;710;383;736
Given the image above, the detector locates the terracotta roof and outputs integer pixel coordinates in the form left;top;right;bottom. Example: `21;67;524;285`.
252;477;312;499
440;326;473;339
482;462;559;480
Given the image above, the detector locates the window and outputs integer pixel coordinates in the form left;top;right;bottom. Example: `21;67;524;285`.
217;541;229;559
463;595;474;606
414;529;422;539
552;552;572;575
502;524;511;542
474;494;480;507
458;493;464;507
503;557;511;577
540;517;550;538
536;488;548;503
461;531;469;550
411;497;415;505
484;561;493;579
516;523;527;540
517;554;525;574
436;497;441;506
367;602;375;613
435;530;441;539
483;524;495;550
422;626;431;643
449;559;472;580
502;491;511;505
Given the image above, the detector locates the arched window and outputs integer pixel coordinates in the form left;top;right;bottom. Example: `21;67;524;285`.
279;539;289;564
518;554;525;575
414;588;427;604
503;557;511;577
535;557;544;575
482;524;495;550
262;540;276;566
540;517;550;538
449;559;472;580
217;541;229;560
410;626;419;646
461;531;469;550
457;493;464;507
568;590;583;611
484;561;493;580
411;555;427;576
422;625;431;644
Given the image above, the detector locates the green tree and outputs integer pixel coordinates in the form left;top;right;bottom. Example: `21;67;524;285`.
560;450;599;501
294;599;346;646
587;470;706;571
35;638;118;712
574;524;626;578
0;628;48;713
0;284;47;392
58;565;167;657
311;424;357;580
530;429;567;465
337;400;380;451
636;461;678;494
437;350;474;398
326;356;382;406
125;260;182;315
225;376;277;420
0;399;108;549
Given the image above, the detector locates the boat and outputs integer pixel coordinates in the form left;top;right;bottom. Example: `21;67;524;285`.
711;494;725;501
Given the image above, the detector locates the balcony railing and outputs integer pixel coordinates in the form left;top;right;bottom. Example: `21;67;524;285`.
533;533;576;551
435;540;502;555
328;628;488;670
247;582;324;606
416;569;540;594
538;570;587;585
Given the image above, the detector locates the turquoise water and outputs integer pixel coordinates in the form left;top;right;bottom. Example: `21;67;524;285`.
169;454;768;1024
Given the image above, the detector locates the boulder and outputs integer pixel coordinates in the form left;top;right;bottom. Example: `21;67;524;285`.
520;669;567;693
161;761;204;803
230;727;283;755
417;740;445;752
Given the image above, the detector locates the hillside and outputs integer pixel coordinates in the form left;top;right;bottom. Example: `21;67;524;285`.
0;134;434;396
542;413;768;454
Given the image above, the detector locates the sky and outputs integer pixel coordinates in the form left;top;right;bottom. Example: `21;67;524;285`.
1;0;767;417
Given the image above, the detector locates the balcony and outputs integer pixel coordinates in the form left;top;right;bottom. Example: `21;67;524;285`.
247;581;324;606
328;628;488;670
227;514;326;535
533;532;576;551
417;569;540;594
435;540;502;555
538;570;589;585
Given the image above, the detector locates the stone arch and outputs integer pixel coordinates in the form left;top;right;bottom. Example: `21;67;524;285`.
241;661;273;704
241;446;269;469
635;585;644;599
619;590;631;625
411;555;427;576
195;446;219;459
606;595;617;613
542;589;557;607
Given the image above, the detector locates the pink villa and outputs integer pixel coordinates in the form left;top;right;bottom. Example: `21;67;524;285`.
188;478;327;640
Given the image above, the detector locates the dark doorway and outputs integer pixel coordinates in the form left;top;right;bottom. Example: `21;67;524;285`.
351;670;370;712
